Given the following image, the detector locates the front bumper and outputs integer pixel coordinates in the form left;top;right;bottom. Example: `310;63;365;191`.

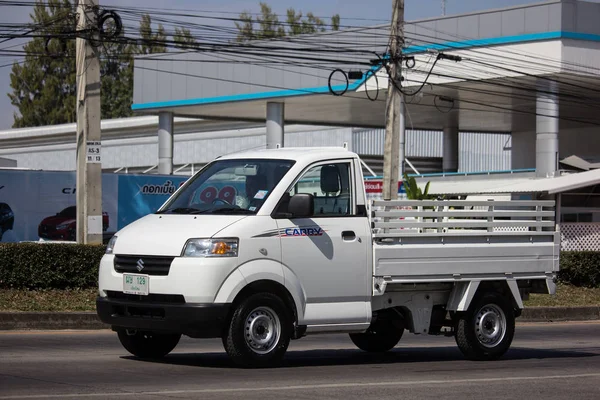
96;295;231;338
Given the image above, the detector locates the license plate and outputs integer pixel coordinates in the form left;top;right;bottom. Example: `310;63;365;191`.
123;274;149;296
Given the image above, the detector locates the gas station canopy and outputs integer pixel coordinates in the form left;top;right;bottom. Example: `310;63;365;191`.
132;0;600;133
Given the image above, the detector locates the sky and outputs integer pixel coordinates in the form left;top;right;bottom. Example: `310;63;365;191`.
0;0;552;130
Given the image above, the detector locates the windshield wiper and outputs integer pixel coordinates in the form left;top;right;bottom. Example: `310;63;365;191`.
156;207;207;215
209;207;254;215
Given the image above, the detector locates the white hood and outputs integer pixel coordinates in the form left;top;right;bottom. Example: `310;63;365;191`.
112;214;247;256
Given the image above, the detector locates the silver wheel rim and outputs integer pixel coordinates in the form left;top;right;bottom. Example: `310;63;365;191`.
474;304;506;348
244;306;281;354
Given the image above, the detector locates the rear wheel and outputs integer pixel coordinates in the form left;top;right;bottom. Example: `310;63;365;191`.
223;292;291;368
349;318;404;353
455;292;515;361
117;330;181;358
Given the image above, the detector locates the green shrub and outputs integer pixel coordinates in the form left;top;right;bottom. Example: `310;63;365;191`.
0;243;106;290
559;251;600;288
0;244;599;291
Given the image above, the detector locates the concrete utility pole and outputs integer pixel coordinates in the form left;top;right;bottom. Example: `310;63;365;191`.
76;0;103;244
382;0;404;200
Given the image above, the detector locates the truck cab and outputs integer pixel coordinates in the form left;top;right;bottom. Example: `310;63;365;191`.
97;147;559;367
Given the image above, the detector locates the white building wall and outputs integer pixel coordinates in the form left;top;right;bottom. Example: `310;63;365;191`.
0;120;516;174
460;132;512;172
0;125;353;171
353;129;443;158
511;126;600;171
354;128;511;172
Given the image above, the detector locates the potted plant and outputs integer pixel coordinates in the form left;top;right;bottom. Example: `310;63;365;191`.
402;174;440;232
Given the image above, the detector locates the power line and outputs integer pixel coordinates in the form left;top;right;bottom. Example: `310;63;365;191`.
6;1;600;133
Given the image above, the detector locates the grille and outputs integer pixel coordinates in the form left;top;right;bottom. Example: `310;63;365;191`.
114;255;175;276
40;224;54;233
106;290;185;304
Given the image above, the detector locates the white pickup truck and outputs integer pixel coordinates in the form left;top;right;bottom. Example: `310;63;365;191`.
96;147;560;367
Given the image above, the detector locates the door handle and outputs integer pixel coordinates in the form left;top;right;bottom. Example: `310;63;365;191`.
342;230;356;241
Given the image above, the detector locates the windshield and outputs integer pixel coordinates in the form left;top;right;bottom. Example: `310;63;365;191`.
158;158;295;215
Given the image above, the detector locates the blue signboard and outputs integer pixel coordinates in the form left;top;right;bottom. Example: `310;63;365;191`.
0;170;119;242
117;175;188;230
0;169;190;242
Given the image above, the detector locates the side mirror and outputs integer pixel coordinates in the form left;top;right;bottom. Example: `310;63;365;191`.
288;194;314;218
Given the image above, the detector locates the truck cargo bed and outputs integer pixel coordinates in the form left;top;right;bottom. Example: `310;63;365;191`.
370;200;559;285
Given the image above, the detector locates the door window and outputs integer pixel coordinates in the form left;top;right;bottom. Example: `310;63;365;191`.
288;162;353;216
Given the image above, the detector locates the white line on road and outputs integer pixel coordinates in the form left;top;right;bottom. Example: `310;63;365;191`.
2;372;600;399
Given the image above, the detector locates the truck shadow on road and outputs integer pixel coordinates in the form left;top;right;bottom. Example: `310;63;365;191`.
121;346;598;369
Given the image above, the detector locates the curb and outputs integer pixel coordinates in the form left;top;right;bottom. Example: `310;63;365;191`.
0;312;107;330
1;307;600;330
520;306;600;322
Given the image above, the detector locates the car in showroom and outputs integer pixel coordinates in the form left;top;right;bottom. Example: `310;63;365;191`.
38;206;109;241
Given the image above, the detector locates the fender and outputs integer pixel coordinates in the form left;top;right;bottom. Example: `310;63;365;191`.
213;259;307;322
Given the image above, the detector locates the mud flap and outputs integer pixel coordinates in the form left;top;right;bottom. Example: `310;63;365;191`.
446;281;480;312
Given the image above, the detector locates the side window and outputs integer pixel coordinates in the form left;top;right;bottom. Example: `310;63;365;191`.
290;163;353;216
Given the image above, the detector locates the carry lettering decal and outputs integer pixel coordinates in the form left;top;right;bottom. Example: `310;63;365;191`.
252;226;326;238
283;227;323;237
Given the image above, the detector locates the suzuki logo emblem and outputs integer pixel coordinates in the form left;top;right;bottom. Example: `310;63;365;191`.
136;259;145;272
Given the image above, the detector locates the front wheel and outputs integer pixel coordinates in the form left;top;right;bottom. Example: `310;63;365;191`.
223;292;291;368
455;292;515;361
117;330;181;358
349;318;404;353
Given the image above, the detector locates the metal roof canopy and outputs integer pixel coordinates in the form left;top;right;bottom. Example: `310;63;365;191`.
132;0;600;133
420;168;600;195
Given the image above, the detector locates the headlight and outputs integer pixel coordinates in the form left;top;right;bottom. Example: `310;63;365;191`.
56;222;73;230
106;236;117;254
182;238;238;257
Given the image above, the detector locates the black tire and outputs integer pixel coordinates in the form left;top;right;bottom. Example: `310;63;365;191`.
223;292;291;368
117;330;181;358
349;318;404;353
455;292;515;361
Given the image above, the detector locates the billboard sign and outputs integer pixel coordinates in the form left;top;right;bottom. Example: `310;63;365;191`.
0;170;189;242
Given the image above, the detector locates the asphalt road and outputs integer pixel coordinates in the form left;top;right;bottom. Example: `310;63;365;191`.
1;322;600;399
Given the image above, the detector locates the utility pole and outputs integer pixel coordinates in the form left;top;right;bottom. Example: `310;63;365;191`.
76;0;103;244
382;0;404;200
442;0;446;15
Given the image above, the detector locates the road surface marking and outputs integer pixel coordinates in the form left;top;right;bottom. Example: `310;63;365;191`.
2;372;600;399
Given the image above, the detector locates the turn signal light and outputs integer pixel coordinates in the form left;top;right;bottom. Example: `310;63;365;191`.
212;241;231;255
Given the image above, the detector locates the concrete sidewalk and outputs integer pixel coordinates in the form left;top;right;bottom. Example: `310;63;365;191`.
1;307;599;330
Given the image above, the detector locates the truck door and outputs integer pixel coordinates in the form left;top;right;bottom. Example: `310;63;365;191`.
275;160;371;327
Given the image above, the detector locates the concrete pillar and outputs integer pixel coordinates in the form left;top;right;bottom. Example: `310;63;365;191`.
443;110;459;172
158;111;174;175
536;83;559;177
266;102;284;149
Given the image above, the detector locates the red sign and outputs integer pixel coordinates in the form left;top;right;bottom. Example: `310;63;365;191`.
364;180;403;193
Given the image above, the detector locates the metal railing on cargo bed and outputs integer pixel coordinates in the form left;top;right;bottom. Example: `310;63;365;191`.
370;200;556;239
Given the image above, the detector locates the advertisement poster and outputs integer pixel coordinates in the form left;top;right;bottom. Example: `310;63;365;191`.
36;172;118;242
364;179;405;201
0;170;188;242
117;175;188;230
